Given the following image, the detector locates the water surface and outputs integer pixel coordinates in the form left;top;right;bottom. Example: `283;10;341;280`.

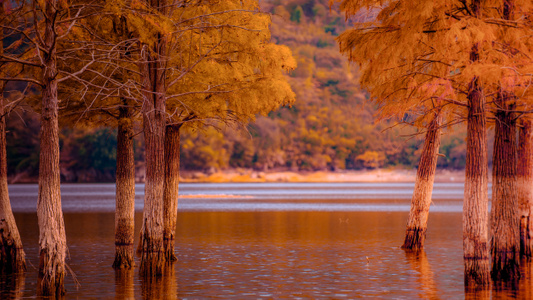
0;182;523;299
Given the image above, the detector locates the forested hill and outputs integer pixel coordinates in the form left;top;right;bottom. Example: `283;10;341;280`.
5;0;467;182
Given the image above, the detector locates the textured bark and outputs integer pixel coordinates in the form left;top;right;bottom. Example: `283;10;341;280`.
462;0;490;286
402;116;441;250
138;0;167;276
113;106;136;269
37;2;67;296
164;125;180;262
0;4;26;274
0;100;26;274
491;96;520;282
463;76;490;286
518;119;533;257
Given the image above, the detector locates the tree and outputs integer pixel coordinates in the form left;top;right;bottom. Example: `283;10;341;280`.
0;1;98;295
0;2;26;274
402;113;441;250
334;0;505;285
160;0;296;261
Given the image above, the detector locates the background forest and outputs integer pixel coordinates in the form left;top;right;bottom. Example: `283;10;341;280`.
6;0;472;182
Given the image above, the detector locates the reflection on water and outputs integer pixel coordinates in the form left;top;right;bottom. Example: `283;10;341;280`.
0;272;25;300
404;250;438;298
0;183;527;298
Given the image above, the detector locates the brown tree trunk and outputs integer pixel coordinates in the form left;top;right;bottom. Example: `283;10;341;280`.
463;77;490;286
518;119;533;257
113;106;136;269
37;2;67;296
137;0;168;277
402;115;441;250
0;3;26;274
462;0;490;287
491;95;520;282
0;98;26;274
164;125;180;262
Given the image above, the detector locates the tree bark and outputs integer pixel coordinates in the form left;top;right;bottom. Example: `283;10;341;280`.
138;1;167;274
518;119;533;257
401;115;441;250
113;106;136;269
463;76;490;286
491;95;520;282
0;3;26;274
462;0;490;286
164;125;180;262
37;2;67;296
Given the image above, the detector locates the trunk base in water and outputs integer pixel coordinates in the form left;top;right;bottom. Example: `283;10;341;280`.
0;244;25;274
113;244;135;269
139;251;165;277
521;215;533;257
164;238;177;262
0;217;26;273
401;228;426;250
491;249;520;282
464;257;490;287
38;248;66;296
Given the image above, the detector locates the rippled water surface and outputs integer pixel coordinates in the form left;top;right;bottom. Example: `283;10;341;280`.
0;182;527;299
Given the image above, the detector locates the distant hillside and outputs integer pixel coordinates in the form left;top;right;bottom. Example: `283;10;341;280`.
5;0;468;183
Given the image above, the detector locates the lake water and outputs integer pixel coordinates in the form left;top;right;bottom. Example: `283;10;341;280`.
0;182;528;299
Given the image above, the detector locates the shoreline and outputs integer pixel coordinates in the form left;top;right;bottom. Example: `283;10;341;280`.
180;168;466;183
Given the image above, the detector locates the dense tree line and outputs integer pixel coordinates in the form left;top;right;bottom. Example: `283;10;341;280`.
3;0;473;184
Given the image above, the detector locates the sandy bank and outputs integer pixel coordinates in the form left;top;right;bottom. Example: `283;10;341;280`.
180;169;466;183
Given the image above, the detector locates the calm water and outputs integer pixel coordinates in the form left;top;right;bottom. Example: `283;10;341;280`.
0;182;528;299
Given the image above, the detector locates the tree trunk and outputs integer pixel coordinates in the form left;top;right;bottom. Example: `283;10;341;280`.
37;2;67;296
463;75;490;286
164;125;180;262
137;0;168;276
491;96;520;282
462;0;490;286
0;98;26;274
0;3;26;274
402;115;441;250
518;119;533;257
138;66;166;276
113;106;136;269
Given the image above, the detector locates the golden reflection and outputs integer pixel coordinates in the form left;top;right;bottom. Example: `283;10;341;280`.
140;264;178;300
404;250;438;299
464;284;491;300
115;268;134;299
516;259;533;298
175;210;406;245
0;272;25;300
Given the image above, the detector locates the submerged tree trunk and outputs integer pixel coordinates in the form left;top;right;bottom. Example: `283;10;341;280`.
137;0;168;276
491;96;520;282
113;106;136;269
37;3;67;296
518;119;533;257
163;125;180;262
462;0;490;286
402;115;441;250
0;101;26;273
0;4;26;274
463;76;490;286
